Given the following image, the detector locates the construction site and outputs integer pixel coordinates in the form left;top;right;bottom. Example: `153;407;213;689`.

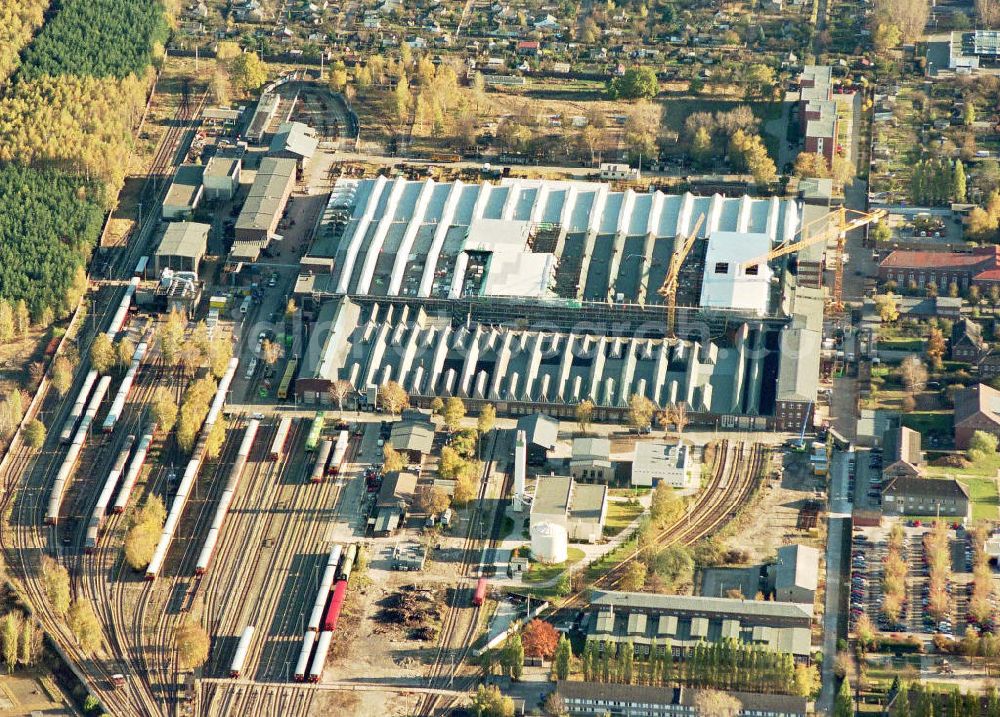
290;177;883;429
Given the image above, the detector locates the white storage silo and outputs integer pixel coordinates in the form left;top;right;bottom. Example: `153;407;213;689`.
531;522;568;564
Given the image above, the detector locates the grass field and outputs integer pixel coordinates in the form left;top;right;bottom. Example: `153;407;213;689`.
960;477;999;520
876;337;925;352
521;547;586;585
603;500;644;537
900;412;951;436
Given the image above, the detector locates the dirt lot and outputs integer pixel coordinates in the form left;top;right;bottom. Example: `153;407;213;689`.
722;451;827;563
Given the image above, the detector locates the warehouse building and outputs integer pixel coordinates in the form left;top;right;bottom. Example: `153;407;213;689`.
553;682;808;717
631;440;694;488
289;177;825;429
269;121;319;170
771;544;820;605
569;437;613;483
203;150;243;201
292;297;782;424
234;157;297;244
162;165;205;220
153;222;209;275
585;590;814;662
309;177;798;307
530;475;607;543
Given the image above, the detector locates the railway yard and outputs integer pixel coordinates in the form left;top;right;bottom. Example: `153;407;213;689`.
0;60;829;717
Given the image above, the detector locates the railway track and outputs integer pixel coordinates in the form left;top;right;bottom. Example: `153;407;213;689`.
550;440;765;610
417;429;512;716
194;419;362;717
0;77;210;716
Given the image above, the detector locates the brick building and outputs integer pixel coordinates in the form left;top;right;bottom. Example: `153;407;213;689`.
878;246;1000;292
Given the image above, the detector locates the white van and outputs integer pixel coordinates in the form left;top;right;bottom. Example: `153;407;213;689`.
240;296;252;315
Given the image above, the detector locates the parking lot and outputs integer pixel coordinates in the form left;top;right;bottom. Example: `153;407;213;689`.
850;524;985;641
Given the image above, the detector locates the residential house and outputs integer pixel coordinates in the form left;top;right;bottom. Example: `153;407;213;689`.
881;426;924;482
878;246;1000;293
882;476;970;518
951;318;988;363
954;382;1000;449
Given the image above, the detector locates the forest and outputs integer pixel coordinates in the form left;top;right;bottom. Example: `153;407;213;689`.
0;165;103;320
0;0;170;323
0;1;49;84
0;74;147;203
18;0;168;81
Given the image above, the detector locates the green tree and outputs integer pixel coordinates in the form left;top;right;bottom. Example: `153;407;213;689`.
230;52;267;93
873;21;902;52
1;612;20;672
68;599;101;653
23;419;45;450
554;635;572;680
875;293;899;322
628;393;655;432
157;309;186;365
794;152;830;178
203;417;226;460
151;386;177;434
443;396;466;432
470;685;515;717
18;618;35;667
116;336;135;368
393;75;412;123
834;677;853;717
383;442;406;473
477;404;496;434
621;560;647;591
954;160;967;202
41;556;70;616
691;126;713;166
576;399;595;433
175;621;210;669
89;333;116;374
870;222;892;243
650;483;683;526
607;66;659;100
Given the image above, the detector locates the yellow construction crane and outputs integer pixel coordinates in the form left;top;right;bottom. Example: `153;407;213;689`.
658;213;706;338
739;206;887;311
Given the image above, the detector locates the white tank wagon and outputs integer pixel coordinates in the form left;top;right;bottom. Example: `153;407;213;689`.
146;358;238;580
105;276;140;340
293;631;317;682
85;434;135;552
60;369;98;444
229;626;255;678
306;544;343;632
194;420;260;575
102;341;148;432
112;427;155;514
308;631;333;683
45;375;112;525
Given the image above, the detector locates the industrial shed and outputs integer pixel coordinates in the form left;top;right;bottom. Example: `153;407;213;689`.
269;121;318;169
162;165;205;220
234;157;297;244
154;222;209;275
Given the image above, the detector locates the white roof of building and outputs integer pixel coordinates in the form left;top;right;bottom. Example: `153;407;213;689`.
633;440;689;474
699;231;773;314
323;178;799;304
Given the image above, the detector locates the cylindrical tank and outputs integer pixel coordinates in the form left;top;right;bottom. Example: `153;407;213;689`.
530;522;568;564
